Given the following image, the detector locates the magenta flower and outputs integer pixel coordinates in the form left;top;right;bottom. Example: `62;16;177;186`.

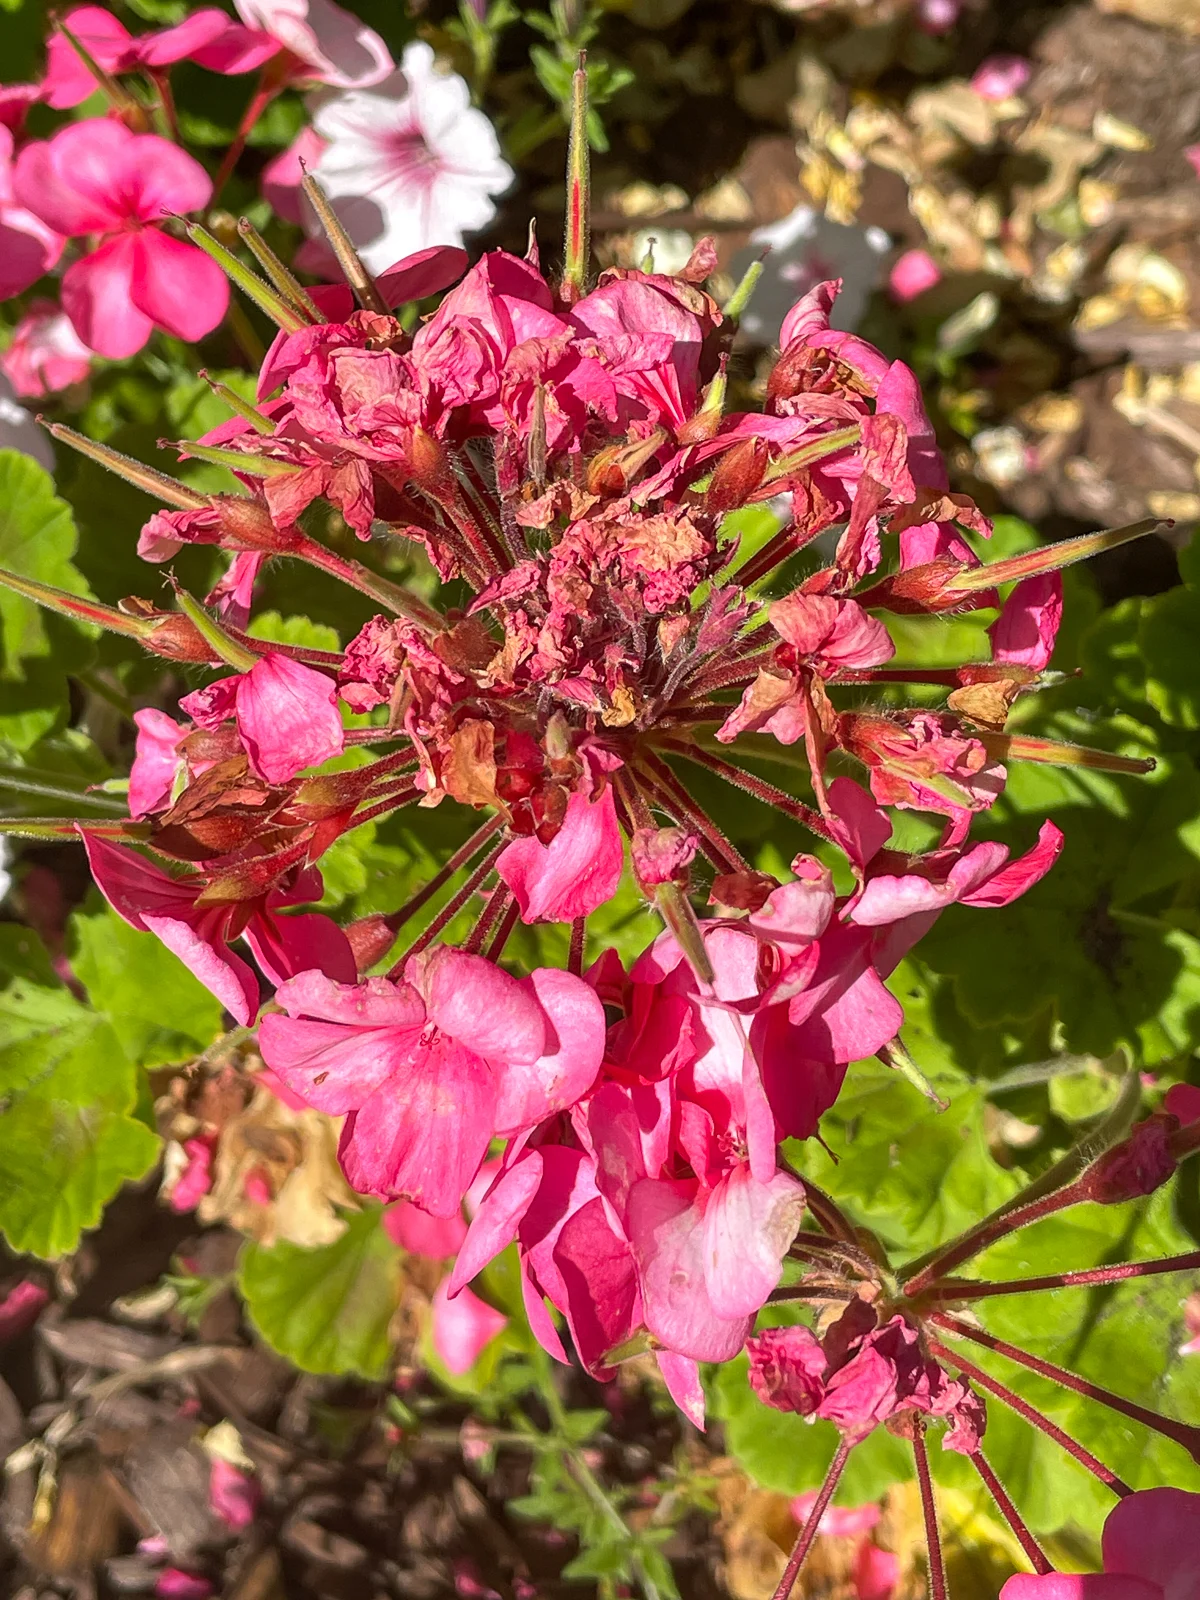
431;1278;507;1375
82;832;355;1025
180;652;345;786
496;774;625;923
1001;1490;1200;1600
0;127;63;300
888;248;942;303
971;54;1032;103
0;299;91;398
208;1458;259;1533
258;951;605;1215
14;120;228;358
990;572;1064;670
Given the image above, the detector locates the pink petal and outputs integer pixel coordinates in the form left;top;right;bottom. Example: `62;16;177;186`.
81;829;198;929
779;279;840;350
551;1196;640;1373
414;946;546;1065
384;1199;467;1258
189;23;280;73
122;135;215;222
243;906;357;988
957;820;1063;908
1165;1084;1200;1127
377;246;470;306
258;975;424;1112
827;777;892;872
971;54;1031;102
627;1178;750;1363
129;229;230;344
493;967;605;1136
700;1165;805;1320
1000;1581;1159;1600
0;207;63;301
128;708;185;818
431;1278;506;1374
16;120;134;233
1102;1488;1200;1600
989;572;1064;670
41;8;135;108
62;236;154;359
234;653;344;783
497;782;624;923
888;249;942;303
208;1458;259;1531
447;1152;544;1295
168;1135;215;1212
261;126;328;223
142;910;262;1026
655;1350;706;1429
338;1034;496;1214
156;1572;214;1600
234;0;393;86
0;1279;50;1343
136;9;233;65
854;1541;900;1600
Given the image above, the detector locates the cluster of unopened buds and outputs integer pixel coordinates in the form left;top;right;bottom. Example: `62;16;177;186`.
7;61;1200;1599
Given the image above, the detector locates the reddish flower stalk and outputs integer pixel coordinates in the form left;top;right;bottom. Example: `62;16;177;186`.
387;840;506;972
971;1451;1054;1575
920;1249;1200;1303
657;738;834;843
911;1425;948;1600
383;814;507;935
771;1438;854;1600
926;1338;1131;1496
931;1313;1200;1462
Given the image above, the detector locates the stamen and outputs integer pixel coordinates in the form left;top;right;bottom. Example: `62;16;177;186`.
770;1438;853;1600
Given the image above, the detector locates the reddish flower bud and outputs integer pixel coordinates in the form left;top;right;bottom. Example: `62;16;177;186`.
210;494;303;553
857;556;999;616
704;436;769;514
1081;1115;1178;1204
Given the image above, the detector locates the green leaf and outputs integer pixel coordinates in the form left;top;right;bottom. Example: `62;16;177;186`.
0;946;160;1258
238;1206;402;1380
71;903;224;1069
0;450;95;679
247;609;341;653
1139;540;1200;729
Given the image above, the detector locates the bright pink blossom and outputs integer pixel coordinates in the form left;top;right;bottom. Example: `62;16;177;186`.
497;779;624;923
155;1572;214;1600
40;7;276;106
128;708;188;819
1001;1489;1200;1600
431;1278;507;1374
168;1136;216;1212
971;54;1032;102
0;1278;50;1343
83;831;355;1025
888;249;942;303
0;127;63;300
14;120;228;358
258;951;605;1214
208;1458;259;1532
0;300;91;397
180;653;344;785
989;572;1063;670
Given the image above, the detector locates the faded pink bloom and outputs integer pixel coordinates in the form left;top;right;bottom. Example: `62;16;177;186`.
841;710;1006;822
308;43;512;273
791;1494;881;1539
989;572;1063;670
497;779;624;923
0;1278;49;1343
83;832;356;1026
747;1325;828;1414
631;825;698;886
431;1278;507;1374
208;1458;259;1531
181;653;344;785
1001;1489;1200;1600
854;1542;900;1600
0;300;91;398
14;120;228;358
914;0;960;32
168;1136;216;1212
1180;1293;1200;1358
971;54;1032;102
234;0;393;87
258;951;605;1214
888;249;942;303
128;708;188;819
155;1572;214;1600
0;127;64;300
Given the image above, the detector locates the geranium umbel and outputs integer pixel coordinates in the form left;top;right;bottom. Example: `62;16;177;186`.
0;58;1185;1579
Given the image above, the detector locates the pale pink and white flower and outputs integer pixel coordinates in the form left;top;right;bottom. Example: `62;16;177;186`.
1;300;91;398
307;42;513;274
233;0;392;88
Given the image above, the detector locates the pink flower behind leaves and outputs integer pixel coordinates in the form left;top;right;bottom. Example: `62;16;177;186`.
497;780;624;923
14;120;228;358
0;300;91;398
971;54;1032;102
1001;1489;1200;1600
0;127;63;301
385;1199;467;1258
0;1278;50;1343
888;249;942;303
181;653;344;785
431;1278;507;1374
208;1458;259;1532
168;1136;216;1212
989;572;1064;670
258;951;605;1214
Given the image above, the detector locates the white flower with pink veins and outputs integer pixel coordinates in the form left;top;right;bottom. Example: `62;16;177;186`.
310;42;513;272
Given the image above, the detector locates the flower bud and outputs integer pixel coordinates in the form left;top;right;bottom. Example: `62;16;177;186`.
210;495;302;553
704;436;769;514
1080;1115;1177;1204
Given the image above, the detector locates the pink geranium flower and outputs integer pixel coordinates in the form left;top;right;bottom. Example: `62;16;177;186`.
0;127;63;300
497;777;625;923
233;0;393;88
431;1278;507;1374
180;652;345;786
888;249;942;303
989;572;1064;670
14;120;229;358
0;300;91;398
258;950;605;1214
1001;1489;1200;1600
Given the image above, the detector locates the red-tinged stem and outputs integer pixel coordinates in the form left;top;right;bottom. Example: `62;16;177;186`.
633;752;749;874
912;1425;948;1600
382;814;505;936
797;1178;863;1247
921;1250;1200;1303
344;785;419;830
734;516;839;591
463;886;514;956
931;1313;1200;1463
212;72;279;203
569;917;586;976
927;1338;1131;1496
770;1438;853;1600
388;841;505;973
901;1184;1085;1298
945;517;1163;594
657;738;835;844
484;896;522;963
971;1451;1053;1575
288;529;446;634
